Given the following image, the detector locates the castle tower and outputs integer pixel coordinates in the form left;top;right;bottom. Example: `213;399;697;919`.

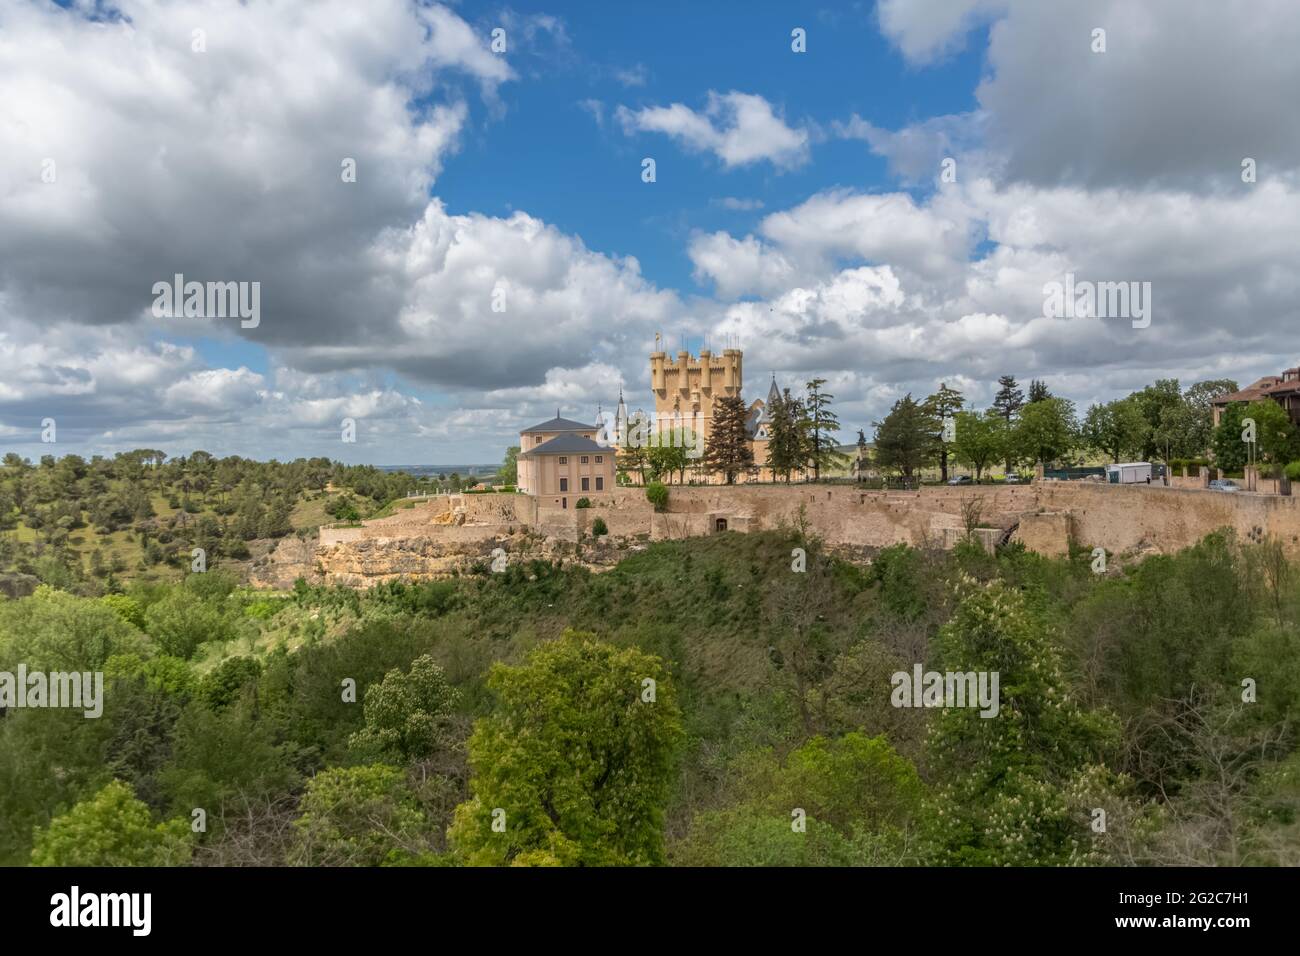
649;346;743;443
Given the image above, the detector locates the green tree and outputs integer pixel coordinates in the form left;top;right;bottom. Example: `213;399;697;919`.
292;764;435;866
951;409;1006;480
703;395;754;484
31;780;191;867
104;652;196;698
449;632;683;866
992;375;1024;422
1242;399;1300;466
0;584;146;673
1211;403;1250;473
1013;397;1077;468
674;810;854;866
1130;379;1184;460
197;656;263;711
646;440;689;484
1082;398;1149;463
1183;379;1238;455
498;446;519;485
872;394;938;480
804;378;847;481
161;697;303;831
676;733;924;867
766;387;808;482
926;581;1124;866
645;480;669;512
1153;399;1197;463
348;655;460;762
618;438;647;486
1027;379;1052;403
144;588;238;660
923;383;965;481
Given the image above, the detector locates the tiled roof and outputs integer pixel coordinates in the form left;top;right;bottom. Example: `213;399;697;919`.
521;415;596;434
518;434;611;458
1214;375;1300;404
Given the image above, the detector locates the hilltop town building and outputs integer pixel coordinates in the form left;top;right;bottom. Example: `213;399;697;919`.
1211;365;1300;427
516;413;615;504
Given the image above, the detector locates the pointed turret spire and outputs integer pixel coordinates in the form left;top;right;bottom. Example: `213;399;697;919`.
615;387;628;441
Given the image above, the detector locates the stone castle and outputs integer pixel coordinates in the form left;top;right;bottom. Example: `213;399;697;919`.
612;344;791;483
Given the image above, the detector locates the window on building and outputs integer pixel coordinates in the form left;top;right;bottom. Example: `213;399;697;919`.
595;456;603;463
559;478;568;492
581;477;590;491
595;477;604;491
559;456;567;464
580;456;589;464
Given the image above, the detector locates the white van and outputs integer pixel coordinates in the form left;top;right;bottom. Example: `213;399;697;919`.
1106;462;1152;484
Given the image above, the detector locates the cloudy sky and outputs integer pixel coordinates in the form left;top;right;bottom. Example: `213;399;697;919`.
1;0;1297;465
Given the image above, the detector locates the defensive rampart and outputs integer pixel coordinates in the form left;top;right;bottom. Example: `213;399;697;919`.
258;483;1300;589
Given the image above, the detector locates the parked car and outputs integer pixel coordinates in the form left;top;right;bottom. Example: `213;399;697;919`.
1004;472;1022;484
1209;478;1240;492
947;475;973;485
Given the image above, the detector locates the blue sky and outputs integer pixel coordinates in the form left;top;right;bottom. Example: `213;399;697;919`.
436;2;985;294
2;1;1298;465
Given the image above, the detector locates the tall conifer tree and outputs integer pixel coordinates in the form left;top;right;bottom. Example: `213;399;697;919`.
704;395;754;484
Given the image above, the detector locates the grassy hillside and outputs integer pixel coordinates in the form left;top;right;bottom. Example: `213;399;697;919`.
0;451;442;591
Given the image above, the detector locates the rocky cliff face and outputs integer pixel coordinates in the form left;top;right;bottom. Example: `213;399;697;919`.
248;536;321;589
249;528;633;589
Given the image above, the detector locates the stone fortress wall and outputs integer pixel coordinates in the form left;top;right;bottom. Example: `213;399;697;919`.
258;481;1300;589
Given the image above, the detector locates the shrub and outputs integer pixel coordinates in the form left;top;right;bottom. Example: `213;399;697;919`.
645;481;669;512
104;652;197;698
591;517;608;536
575;497;592;509
1286;461;1300;481
102;593;146;630
144;590;238;659
31;781;191;867
291;765;433;867
199;656;264;711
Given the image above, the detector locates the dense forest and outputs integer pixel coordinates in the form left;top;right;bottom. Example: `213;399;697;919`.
2;517;1297;866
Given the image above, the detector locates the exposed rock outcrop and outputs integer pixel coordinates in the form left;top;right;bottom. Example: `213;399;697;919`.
252;526;635;589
